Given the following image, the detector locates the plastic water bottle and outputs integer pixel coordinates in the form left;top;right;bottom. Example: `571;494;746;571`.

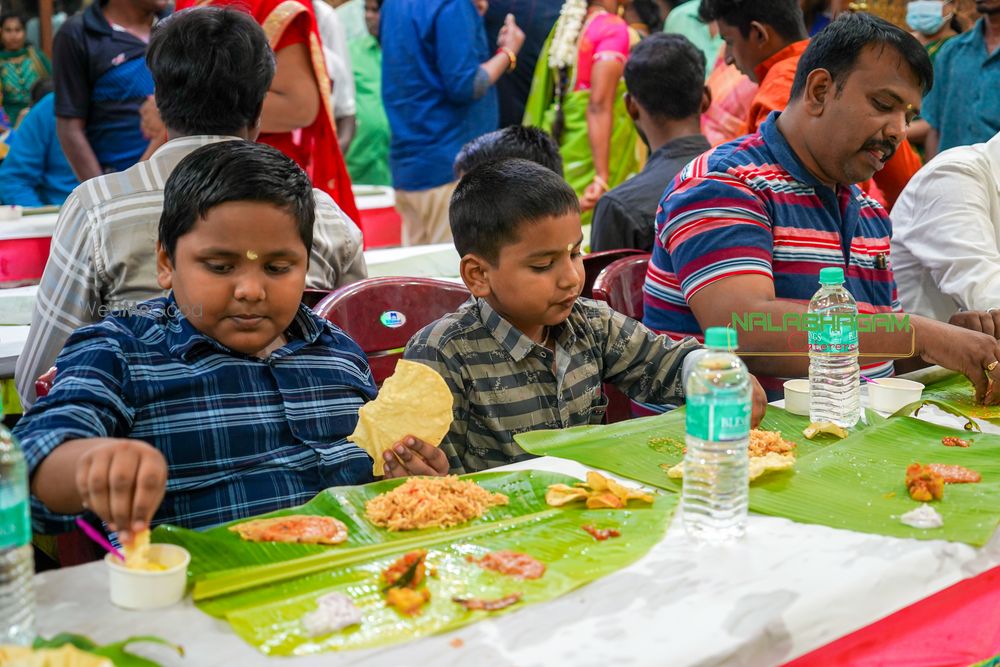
0;424;35;645
808;267;861;428
682;327;751;543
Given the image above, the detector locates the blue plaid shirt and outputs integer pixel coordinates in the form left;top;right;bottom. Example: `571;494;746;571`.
15;295;377;534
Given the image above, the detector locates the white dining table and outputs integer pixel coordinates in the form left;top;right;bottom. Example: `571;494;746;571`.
30;392;1000;667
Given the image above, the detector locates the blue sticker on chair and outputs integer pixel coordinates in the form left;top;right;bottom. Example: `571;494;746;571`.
380;311;406;328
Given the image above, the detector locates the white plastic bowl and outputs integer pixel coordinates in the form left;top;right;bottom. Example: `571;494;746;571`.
105;543;190;610
783;379;810;416
867;378;924;414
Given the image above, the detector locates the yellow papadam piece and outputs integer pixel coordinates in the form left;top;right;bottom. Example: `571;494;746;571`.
545;484;590;506
803;421;849;440
348;360;454;476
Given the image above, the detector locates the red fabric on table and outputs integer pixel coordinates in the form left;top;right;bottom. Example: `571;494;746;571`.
784;565;1000;667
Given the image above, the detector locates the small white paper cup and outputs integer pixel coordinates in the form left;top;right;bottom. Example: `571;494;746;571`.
105;543;190;610
783;379;810;416
867;378;924;414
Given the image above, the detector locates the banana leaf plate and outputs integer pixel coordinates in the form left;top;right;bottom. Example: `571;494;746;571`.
920;372;1000;426
515;405;884;494
153;469;674;655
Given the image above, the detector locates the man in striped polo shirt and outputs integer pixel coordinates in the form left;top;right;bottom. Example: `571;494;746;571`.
644;12;1000;403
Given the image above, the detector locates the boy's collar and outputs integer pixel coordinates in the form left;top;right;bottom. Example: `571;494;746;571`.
476;298;577;362
164;293;325;361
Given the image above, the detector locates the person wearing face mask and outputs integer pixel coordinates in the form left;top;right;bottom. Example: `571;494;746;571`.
908;0;962;61
921;0;1000;158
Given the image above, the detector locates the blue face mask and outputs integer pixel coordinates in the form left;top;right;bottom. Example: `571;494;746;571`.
907;1;951;36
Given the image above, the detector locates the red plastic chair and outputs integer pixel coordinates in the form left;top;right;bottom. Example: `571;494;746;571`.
581;249;645;299
313;277;470;385
590;254;652;423
591;254;652;321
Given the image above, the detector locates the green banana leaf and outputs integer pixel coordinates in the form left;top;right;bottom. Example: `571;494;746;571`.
749;416;1000;546
515;405;885;494
32;634;182;667
920;372;1000;426
153;470;675;655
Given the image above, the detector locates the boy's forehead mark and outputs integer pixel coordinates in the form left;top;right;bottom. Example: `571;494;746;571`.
524;235;585;259
246;250;258;260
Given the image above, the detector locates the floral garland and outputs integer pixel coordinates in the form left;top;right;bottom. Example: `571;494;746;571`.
548;0;588;71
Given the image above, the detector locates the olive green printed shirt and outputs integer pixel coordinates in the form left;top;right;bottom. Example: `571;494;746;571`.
404;297;700;474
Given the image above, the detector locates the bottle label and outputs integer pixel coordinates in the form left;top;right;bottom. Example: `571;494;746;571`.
686;395;750;441
808;315;858;354
0;496;30;550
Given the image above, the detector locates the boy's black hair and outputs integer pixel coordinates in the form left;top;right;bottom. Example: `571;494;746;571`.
454;126;564;177
147;7;275;136
159;141;315;261
625;33;705;120
30;78;53;105
698;0;807;42
450;158;579;265
789;12;933;99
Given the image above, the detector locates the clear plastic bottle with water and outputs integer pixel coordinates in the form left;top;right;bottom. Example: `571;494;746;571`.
682;327;751;543
808;267;861;428
0;423;35;646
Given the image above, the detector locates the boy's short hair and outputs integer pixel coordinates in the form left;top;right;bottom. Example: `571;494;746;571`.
453;126;564;177
790;12;933;99
147;7;276;136
625;33;705;120
450;158;579;264
698;0;807;42
159;141;316;260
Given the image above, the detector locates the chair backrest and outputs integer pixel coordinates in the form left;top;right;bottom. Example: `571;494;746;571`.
591;254;652;321
581;249;646;299
313;277;470;384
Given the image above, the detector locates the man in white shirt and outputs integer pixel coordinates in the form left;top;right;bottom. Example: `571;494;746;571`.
891;130;1000;323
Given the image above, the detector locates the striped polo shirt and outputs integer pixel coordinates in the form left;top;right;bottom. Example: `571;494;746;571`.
404;297;699;474
643;112;899;391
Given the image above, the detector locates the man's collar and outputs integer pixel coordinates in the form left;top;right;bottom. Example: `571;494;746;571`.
753;39;810;85
759;112;830;189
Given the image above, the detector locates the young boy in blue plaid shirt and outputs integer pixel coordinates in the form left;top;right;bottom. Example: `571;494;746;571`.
15;141;447;541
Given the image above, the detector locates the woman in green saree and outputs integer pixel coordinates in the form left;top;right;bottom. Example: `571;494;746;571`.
524;0;642;224
0;14;50;126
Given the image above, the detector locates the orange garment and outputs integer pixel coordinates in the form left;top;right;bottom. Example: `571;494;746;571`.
745;40;810;135
702;45;758;146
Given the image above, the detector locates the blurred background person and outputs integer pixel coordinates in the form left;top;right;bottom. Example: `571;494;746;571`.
524;0;641;221
382;0;525;245
345;0;390;185
0;78;77;207
484;0;562;127
177;0;361;223
54;0;166;182
0;13;50;126
314;0;357;155
662;0;721;71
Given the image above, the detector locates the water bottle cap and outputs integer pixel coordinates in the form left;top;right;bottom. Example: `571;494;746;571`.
704;327;738;350
819;267;845;285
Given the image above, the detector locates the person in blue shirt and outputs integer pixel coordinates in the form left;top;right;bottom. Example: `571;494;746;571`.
380;0;525;245
14;140;448;542
922;0;1000;157
0;80;78;207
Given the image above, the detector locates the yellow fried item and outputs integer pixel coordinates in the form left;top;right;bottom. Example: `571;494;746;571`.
348;360;453;476
122;529;165;571
386;586;431;616
547;471;654;508
544;484;589;506
0;645;113;666
803;422;849;440
666;452;796;482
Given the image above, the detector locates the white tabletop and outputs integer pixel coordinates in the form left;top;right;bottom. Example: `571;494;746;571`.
31;402;1000;667
0;213;59;241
